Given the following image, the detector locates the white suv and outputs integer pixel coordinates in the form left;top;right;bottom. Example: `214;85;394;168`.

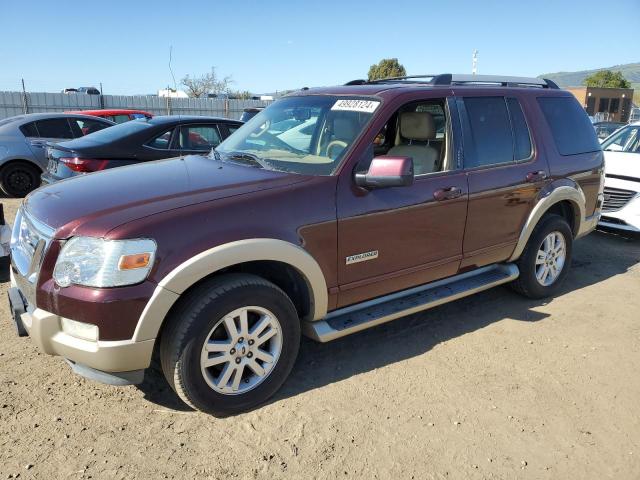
599;122;640;232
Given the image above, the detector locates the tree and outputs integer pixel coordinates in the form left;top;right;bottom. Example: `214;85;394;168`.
230;90;253;100
181;67;233;98
368;58;407;81
583;70;631;88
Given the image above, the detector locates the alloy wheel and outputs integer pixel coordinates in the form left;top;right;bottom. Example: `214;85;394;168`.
200;306;282;395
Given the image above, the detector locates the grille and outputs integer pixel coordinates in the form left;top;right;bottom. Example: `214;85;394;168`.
602;187;637;212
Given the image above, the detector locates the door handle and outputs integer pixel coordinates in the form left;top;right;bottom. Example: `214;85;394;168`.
434;186;463;201
526;170;547;183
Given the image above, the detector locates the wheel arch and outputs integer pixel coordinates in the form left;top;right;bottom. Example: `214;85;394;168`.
133;238;328;342
509;183;586;262
0;157;44;173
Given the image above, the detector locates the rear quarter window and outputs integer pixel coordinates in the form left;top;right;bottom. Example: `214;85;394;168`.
19;122;39;137
537;97;600;156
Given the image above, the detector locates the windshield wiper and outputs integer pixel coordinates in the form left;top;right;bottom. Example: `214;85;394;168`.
221;151;268;169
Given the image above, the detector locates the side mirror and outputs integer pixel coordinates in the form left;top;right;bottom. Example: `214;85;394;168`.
354;156;414;189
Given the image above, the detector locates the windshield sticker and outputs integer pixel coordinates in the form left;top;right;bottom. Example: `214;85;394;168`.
331;99;380;113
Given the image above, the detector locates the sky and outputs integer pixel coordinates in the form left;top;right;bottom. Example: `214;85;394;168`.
0;0;638;95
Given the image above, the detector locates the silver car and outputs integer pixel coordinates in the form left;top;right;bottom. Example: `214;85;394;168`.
0;113;113;197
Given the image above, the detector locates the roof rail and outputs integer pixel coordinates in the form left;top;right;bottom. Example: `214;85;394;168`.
344;74;560;89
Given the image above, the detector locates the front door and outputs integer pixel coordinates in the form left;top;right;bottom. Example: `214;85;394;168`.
336;95;468;307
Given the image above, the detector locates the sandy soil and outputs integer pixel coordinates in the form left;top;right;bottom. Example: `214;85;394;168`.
1;196;639;479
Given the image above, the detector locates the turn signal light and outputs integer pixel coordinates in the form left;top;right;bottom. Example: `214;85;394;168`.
118;252;151;270
59;157;109;173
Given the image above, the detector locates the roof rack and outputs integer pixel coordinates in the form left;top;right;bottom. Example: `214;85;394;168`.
344;74;559;89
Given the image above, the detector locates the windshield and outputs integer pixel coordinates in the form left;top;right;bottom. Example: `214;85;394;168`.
217;95;380;175
601;125;640;153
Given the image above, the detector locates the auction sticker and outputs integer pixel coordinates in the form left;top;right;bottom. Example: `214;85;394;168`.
331;99;380;113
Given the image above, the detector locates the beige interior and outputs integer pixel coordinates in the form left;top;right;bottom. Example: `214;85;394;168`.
388;112;439;175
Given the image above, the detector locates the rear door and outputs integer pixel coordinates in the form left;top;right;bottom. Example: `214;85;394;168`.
25;118;76;167
455;92;550;269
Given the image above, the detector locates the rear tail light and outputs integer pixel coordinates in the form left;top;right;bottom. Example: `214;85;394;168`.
59;157;108;173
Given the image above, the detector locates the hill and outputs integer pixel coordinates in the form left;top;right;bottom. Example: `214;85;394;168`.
539;62;640;88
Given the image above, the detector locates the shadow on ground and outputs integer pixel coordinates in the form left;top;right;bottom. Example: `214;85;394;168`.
136;229;639;412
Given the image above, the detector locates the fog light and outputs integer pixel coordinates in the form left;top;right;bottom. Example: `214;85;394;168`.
61;318;98;342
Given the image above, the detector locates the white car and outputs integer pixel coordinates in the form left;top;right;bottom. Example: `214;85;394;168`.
599;122;640;232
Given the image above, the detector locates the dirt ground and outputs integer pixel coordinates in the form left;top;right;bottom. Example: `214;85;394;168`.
1;196;639;480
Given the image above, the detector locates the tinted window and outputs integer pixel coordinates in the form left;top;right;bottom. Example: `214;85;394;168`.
537;97;601;155
179;125;221;151
69;118;110;137
463;97;513;167
34;118;74;139
506;98;532;160
111;115;131;124
147;129;174;149
20;122;39;137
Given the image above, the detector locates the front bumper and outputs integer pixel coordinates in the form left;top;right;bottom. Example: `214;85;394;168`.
9;272;155;378
598;177;640;233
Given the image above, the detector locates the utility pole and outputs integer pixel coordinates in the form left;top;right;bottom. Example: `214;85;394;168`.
472;50;478;75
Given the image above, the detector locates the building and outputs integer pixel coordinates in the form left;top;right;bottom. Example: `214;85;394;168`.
158;88;189;98
566;86;634;122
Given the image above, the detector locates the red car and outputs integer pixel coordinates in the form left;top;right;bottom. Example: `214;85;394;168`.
65;109;153;124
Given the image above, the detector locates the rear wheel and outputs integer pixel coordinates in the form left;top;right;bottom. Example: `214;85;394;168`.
0;161;41;197
160;273;300;416
511;214;573;299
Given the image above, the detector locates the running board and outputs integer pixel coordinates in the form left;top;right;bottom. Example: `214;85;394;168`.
304;264;519;342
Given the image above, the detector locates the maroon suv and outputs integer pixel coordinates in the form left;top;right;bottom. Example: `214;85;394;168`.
7;74;604;415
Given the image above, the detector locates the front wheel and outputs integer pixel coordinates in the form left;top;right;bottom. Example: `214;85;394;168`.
160;273;300;416
511;214;573;299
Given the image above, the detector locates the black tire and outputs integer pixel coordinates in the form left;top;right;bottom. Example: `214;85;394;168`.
510;214;573;299
160;273;300;416
0;161;41;197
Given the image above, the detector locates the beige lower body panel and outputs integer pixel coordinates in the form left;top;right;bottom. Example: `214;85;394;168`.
21;308;154;373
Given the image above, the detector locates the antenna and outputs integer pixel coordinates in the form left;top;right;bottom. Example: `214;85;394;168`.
472;50;478;75
169;45;177;92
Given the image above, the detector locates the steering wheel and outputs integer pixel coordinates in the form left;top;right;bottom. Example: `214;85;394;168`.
326;140;348;159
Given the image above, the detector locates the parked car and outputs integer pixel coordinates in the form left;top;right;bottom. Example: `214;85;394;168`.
65;109;153;124
0;113;114;197
41;115;242;184
8;74;603;416
76;87;101;95
240;107;263;122
593;121;625;142
629;107;640;123
61;88;78;94
598;122;640;233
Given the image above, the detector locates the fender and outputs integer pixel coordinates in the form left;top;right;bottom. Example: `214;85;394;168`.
132;238;329;342
508;182;587;262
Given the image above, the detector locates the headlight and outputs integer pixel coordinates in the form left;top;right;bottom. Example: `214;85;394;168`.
53;236;156;288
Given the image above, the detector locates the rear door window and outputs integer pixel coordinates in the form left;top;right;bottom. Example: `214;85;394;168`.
459;96;533;168
34;118;74;139
147;129;175;149
537;97;600;155
178;125;221;151
461;97;514;167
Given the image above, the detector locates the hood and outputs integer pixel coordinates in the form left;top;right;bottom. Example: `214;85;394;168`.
604;151;640;179
25;155;310;238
